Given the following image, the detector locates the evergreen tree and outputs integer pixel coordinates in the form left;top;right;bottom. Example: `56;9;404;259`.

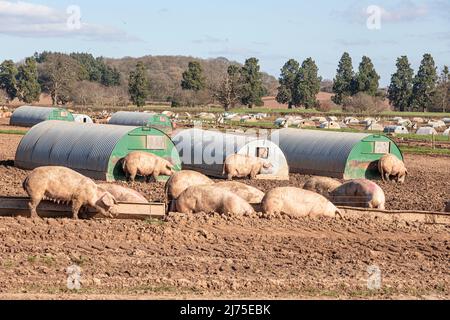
128;61;149;108
354;56;380;96
181;61;205;92
240;57;265;108
411;54;438;112
388;56;414;112
0;60;18;102
276;59;300;109
332;52;354;104
16;57;41;103
293;58;321;109
435;66;449;113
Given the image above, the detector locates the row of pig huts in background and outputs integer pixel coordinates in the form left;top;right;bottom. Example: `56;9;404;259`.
9;106;406;183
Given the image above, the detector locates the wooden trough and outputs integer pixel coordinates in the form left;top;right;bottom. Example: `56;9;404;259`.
338;207;450;226
0;197;166;220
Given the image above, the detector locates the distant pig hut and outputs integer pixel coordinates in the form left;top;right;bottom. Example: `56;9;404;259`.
109;111;173;134
270;128;403;180
15;121;181;182
10;106;74;127
172;128;289;180
73;114;94;124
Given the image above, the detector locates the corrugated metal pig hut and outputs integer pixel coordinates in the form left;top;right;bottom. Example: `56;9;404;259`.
15;121;181;182
172;128;289;180
270;128;403;180
10;106;74;127
108;112;173;134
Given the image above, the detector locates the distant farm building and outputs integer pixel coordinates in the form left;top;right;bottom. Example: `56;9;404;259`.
15;121;181;182
10;106;74;127
271;128;403;180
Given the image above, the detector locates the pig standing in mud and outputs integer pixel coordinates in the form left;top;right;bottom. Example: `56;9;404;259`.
122;151;175;182
97;184;148;204
176;185;255;215
330;179;386;210
23;167;117;219
262;187;340;218
223;154;273;181
303;176;342;199
378;154;408;184
214;181;265;204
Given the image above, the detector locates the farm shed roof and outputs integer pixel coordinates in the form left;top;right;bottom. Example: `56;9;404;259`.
270;128;403;180
172;128;289;180
10;106;74;127
108;111;173;134
15;121;181;182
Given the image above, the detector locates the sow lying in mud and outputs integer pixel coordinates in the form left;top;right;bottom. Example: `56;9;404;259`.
23;166;118;219
214;181;265;204
97;184;148;204
303;176;342;199
330;179;386;210
176;185;255;215
261;187;340;218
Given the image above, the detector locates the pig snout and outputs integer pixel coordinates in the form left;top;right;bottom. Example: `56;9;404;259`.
95;191;119;218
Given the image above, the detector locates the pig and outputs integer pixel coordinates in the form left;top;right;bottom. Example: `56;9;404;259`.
22;166;118;219
330;179;386;210
176;185;255;216
223;154;273;181
214;181;265;204
303;176;342;199
164;170;214;212
122;151;175;182
378;154;408;184
97;184;148;204
262;187;340;218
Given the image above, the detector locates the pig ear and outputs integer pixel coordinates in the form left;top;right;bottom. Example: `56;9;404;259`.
101;193;115;207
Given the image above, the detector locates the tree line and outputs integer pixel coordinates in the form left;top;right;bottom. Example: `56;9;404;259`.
0;51;448;113
129;58;268;110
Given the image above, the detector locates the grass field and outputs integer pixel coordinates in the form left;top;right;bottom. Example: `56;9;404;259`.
0;130;27;136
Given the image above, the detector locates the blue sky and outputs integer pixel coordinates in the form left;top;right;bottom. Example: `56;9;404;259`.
0;0;449;86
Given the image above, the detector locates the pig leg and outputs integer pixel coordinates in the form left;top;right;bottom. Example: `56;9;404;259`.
151;171;160;182
71;200;83;220
28;196;42;219
250;168;259;180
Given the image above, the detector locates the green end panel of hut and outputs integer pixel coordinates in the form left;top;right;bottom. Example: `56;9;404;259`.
145;114;173;134
344;135;404;180
108;127;182;182
48;108;75;122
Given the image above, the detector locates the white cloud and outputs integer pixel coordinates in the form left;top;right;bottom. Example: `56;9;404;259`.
0;0;140;42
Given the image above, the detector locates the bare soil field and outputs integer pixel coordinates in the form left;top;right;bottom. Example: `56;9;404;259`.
0;133;449;300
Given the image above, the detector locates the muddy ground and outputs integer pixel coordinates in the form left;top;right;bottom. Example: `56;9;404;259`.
0;133;449;299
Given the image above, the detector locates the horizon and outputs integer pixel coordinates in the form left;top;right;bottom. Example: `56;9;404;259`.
0;0;449;86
